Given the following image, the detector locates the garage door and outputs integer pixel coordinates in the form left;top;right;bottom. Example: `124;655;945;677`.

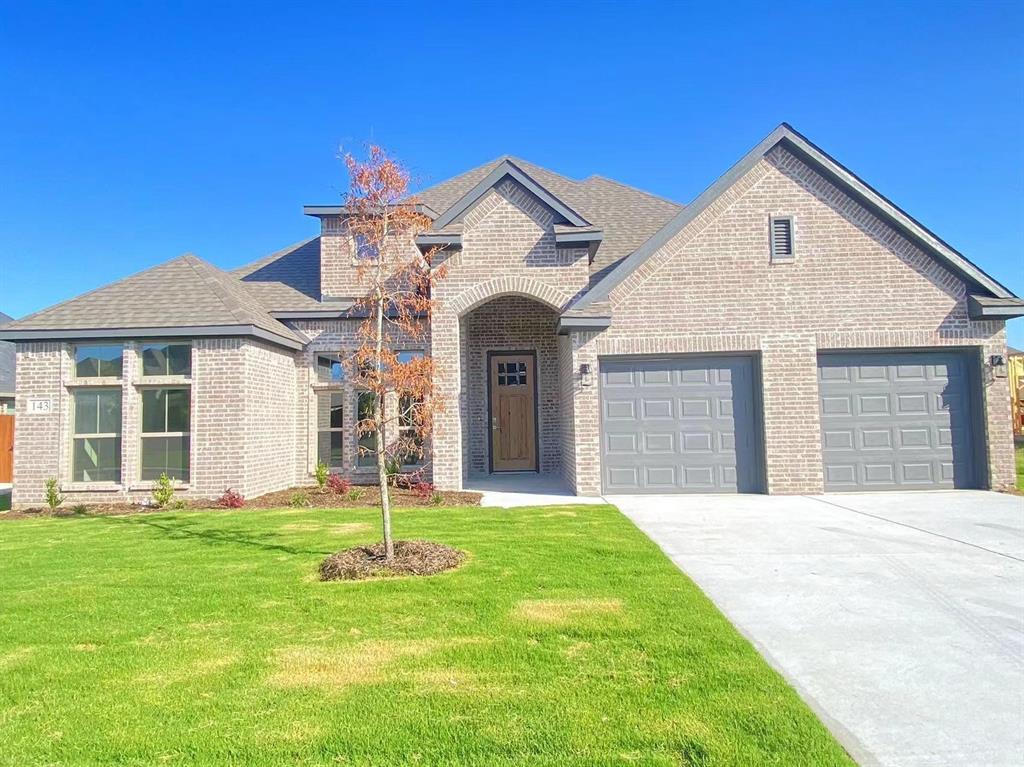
818;351;979;490
600;356;762;493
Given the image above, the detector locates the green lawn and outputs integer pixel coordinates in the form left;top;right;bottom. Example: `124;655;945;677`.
0;505;851;766
1016;443;1024;489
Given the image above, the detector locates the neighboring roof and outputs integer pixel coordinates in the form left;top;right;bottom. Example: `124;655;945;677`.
571;123;1020;312
1008;346;1023;356
0;311;14;396
0;256;304;349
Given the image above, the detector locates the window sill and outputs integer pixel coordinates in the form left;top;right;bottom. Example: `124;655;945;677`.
129;481;190;491
311;382;345;391
61;481;123;492
135;376;192;387
769;257;796;265
67;377;122;388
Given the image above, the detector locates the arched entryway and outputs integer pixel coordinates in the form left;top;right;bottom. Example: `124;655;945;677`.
458;294;562;483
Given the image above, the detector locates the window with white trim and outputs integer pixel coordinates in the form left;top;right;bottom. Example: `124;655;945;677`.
142;342;191;376
317;391;344;468
317;354;345;382
140;388;190;481
356;391;379;467
395;351;425;466
72;389;122;482
75;344;123;378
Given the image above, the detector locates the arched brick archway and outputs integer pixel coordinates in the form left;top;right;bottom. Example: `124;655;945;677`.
447;276;570;317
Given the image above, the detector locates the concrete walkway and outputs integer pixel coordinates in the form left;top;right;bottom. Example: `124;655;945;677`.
464;473;605;508
612;491;1024;767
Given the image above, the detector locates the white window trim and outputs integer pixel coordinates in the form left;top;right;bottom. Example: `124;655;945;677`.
139;386;191;482
70;387;122;484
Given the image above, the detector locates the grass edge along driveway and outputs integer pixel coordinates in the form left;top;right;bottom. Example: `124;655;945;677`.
0;504;852;766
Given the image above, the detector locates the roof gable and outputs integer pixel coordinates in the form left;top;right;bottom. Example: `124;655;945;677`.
571;123;1018;312
430;159;591;230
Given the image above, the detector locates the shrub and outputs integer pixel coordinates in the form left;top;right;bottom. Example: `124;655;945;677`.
218;489;245;508
314;461;329;491
151;473;175;508
170;500;188;510
289;491;310;508
412;481;434;501
71;504;88;515
346;488;364;502
429;491;444;506
44;478;64;512
327;473;351;495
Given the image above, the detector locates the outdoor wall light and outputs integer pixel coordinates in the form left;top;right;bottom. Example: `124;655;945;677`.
580;363;593;387
989;354;1008;378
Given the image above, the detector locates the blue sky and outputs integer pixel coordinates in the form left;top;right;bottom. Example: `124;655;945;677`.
1;0;1021;343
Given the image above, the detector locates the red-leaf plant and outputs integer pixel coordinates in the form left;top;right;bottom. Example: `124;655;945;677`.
342;145;447;562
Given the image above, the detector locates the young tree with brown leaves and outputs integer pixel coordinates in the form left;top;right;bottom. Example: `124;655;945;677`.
343;146;446;562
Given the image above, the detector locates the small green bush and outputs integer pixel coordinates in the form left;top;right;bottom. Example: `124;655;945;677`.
346;488;364;502
429;492;444;506
314;461;329;490
71;504;88;515
151;473;175;508
44;478;64;512
289;491;310;508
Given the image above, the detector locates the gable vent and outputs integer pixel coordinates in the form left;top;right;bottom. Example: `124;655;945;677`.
770;216;794;261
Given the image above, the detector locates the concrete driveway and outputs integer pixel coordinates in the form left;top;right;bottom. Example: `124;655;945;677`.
612;491;1024;767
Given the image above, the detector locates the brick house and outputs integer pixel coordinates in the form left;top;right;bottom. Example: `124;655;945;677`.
2;124;1021;507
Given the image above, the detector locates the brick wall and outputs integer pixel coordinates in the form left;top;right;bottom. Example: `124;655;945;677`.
11;337;301;507
563;147;1014;494
242;341;298;498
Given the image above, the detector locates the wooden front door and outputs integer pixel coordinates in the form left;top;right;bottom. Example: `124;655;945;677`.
0;415;13;483
489;353;537;472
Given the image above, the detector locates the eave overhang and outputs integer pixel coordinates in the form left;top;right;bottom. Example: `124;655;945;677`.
967;295;1024;320
555;315;612;335
0;324;305;351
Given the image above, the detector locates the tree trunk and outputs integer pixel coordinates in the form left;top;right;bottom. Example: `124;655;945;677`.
373;269;394;562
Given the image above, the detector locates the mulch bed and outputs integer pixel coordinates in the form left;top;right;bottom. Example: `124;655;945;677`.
245;485;482;509
0;485;482;520
319;540;466;581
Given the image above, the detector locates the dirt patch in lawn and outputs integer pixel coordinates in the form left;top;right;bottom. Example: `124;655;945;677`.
269;641;437;690
319;540;466;581
513;598;623;625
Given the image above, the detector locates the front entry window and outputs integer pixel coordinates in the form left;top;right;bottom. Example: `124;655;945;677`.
497;361;528;387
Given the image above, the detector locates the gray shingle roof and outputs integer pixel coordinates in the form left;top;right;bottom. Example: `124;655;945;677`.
233;237;323;311
1;256;303;347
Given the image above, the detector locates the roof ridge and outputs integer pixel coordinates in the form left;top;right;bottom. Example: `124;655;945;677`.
181;255;253;325
583;174;683;208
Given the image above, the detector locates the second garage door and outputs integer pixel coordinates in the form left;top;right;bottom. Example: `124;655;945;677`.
600;356;763;493
818;351;980;490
